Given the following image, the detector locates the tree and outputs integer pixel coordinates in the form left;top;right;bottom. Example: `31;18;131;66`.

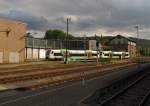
95;34;105;48
44;29;74;39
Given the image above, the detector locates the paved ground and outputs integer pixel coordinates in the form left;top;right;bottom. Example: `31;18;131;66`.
0;63;146;106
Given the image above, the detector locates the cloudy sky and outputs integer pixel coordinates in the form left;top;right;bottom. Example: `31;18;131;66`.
0;0;150;39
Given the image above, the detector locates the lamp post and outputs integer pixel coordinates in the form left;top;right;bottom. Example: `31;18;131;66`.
64;18;71;64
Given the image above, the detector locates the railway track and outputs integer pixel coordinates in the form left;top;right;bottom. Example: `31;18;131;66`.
0;64;96;75
140;90;150;106
0;62;135;84
0;61;130;76
99;70;150;106
26;63;137;90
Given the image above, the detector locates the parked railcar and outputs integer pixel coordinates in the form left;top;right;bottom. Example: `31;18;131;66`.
46;49;99;61
46;49;130;61
101;51;130;59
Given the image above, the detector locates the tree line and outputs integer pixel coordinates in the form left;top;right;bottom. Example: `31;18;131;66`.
44;29;74;40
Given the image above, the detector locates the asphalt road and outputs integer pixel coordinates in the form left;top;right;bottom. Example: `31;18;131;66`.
0;63;149;106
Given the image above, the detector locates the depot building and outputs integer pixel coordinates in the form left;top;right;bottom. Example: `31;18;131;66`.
0;19;26;63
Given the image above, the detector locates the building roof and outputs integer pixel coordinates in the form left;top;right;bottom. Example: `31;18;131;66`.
130;37;150;48
115;35;136;42
103;35;136;45
0;18;27;26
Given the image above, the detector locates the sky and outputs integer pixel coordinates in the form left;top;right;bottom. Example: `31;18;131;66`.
0;0;150;39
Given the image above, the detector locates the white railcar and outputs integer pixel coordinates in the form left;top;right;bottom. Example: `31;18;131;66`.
46;49;130;61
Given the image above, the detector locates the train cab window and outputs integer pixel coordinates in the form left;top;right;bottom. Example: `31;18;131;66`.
46;50;50;55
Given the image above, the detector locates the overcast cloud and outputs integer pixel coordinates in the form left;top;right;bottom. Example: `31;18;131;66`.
0;0;150;39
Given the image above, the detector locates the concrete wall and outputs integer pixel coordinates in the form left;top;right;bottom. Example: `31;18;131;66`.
0;19;26;63
128;41;137;57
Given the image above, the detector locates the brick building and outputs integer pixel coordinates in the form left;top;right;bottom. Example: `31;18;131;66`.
107;35;136;57
0;19;27;63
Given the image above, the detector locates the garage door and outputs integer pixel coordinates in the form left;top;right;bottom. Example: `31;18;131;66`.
9;52;19;63
40;49;46;59
33;49;38;59
0;52;3;63
26;48;32;59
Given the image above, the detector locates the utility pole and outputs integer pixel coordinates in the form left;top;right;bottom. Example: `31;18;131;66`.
95;34;99;65
100;34;103;63
134;25;140;65
84;34;87;63
135;25;139;56
64;18;71;64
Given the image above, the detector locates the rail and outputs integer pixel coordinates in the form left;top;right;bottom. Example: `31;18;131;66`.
100;71;150;106
0;62;136;90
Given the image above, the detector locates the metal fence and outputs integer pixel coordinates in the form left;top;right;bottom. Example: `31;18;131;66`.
25;37;88;50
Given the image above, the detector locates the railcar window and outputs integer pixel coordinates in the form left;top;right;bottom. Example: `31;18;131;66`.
92;54;97;56
113;54;121;56
125;54;129;56
54;53;62;56
70;54;85;56
104;54;109;56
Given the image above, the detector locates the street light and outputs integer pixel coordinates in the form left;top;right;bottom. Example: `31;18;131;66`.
64;17;71;64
